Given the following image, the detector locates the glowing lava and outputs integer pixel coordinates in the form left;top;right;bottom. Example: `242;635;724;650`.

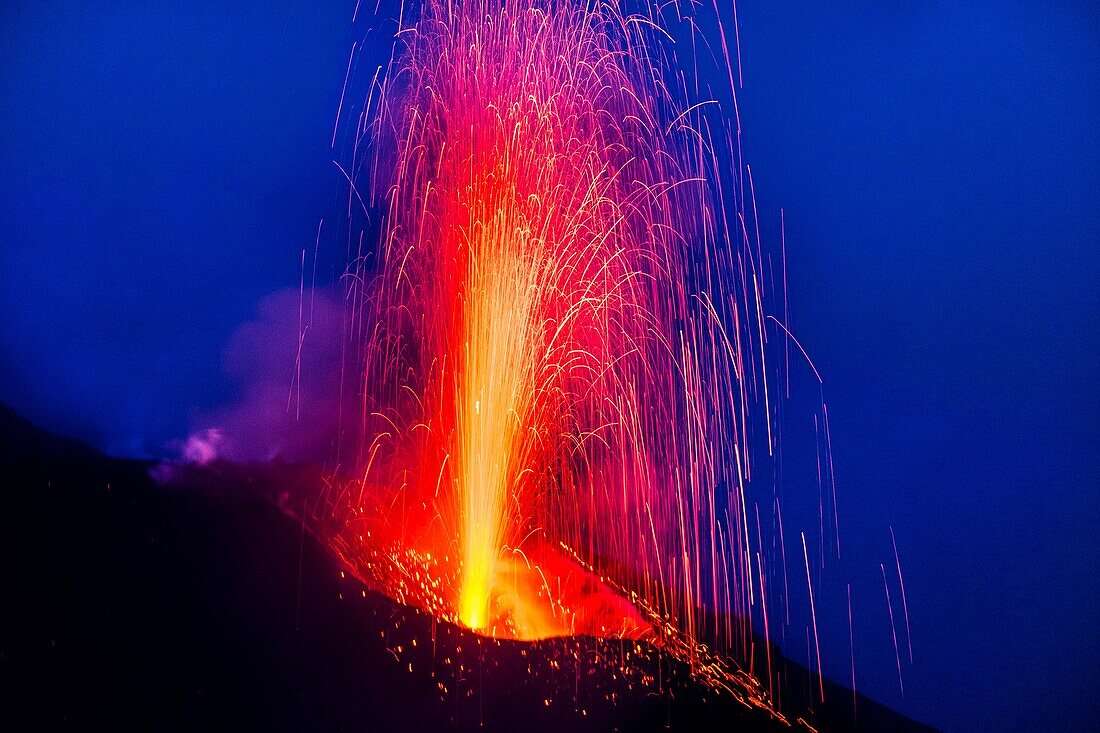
321;0;787;665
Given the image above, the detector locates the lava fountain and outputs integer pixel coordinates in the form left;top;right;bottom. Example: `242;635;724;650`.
316;0;788;673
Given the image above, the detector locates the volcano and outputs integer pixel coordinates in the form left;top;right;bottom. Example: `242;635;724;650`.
0;405;933;731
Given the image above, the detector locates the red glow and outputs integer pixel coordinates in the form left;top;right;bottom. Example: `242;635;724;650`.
303;1;807;715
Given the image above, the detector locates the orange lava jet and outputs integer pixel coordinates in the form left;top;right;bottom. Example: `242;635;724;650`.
319;0;788;670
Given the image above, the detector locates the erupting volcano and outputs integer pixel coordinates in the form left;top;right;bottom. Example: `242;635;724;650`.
11;0;1088;729
297;0;807;716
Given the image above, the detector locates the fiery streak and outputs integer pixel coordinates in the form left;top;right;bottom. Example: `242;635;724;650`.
882;562;905;696
847;582;857;722
801;532;824;702
333;0;771;645
289;0;863;719
890;525;913;663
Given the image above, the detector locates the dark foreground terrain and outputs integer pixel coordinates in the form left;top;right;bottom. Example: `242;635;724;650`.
0;405;934;731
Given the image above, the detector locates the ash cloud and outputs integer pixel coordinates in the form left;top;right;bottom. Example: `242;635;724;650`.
182;287;349;466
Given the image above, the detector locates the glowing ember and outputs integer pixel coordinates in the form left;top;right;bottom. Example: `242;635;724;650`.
310;0;804;703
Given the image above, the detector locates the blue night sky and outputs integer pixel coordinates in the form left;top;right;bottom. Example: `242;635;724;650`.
1;2;1096;730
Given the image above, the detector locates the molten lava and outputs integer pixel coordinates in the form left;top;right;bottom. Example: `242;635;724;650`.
318;0;785;665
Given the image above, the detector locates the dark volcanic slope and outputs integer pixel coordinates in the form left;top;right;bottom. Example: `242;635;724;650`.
0;406;933;731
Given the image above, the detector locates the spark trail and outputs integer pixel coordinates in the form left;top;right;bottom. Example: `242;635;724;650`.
307;0;821;715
